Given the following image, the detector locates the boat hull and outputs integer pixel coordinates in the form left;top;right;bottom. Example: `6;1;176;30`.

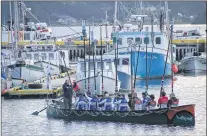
46;104;195;126
76;75;121;95
179;56;206;74
131;51;171;79
10;65;44;85
117;71;131;91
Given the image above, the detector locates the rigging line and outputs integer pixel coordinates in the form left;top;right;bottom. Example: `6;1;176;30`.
34;2;81;36
133;43;141;88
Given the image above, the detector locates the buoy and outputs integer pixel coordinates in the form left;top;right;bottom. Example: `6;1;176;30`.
172;64;178;73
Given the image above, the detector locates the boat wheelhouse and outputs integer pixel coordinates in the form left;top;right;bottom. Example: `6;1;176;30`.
76;56;121;95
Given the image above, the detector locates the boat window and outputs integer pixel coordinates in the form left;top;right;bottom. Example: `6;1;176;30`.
135;37;142;44
41;53;47;60
97;62;104;70
24;33;30;40
127;37;133;45
49;53;54;60
155;37;161;44
26;54;32;59
117;38;122;45
144;37;149;44
122;58;129;65
34;53;39;60
105;62;112;70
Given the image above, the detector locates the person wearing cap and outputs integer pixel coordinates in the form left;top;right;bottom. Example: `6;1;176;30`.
62;80;73;109
158;91;169;108
142;92;151;110
167;92;179;108
147;94;156;110
98;91;113;111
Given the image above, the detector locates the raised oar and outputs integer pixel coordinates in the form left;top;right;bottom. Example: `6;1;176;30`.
31;107;47;115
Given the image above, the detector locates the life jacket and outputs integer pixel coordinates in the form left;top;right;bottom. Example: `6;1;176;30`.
103;97;113;111
171;99;179;107
142;97;151;110
119;98;129;111
134;97;142;111
73;82;80;92
76;96;87;110
89;97;99;110
158;96;168;108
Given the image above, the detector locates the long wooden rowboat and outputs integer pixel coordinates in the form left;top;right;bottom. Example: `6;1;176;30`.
46;103;195;126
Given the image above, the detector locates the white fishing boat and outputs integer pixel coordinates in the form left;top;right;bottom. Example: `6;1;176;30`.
76;56;121;95
179;52;206;74
7;59;45;85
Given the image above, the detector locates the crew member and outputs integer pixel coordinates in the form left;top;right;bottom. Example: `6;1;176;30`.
75;94;87;110
114;94;130;111
132;93;142;111
98;91;113;111
147;94;156;110
142;92;150;110
158;91;168;108
168;92;179;108
73;80;80;93
84;91;99;110
63;80;73;109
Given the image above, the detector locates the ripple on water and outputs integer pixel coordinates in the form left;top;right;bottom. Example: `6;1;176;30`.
2;75;206;136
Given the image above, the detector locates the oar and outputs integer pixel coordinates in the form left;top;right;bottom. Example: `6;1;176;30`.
31;107;47;115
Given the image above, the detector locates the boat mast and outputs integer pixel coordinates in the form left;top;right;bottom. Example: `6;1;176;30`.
170;19;174;93
9;1;13;43
14;1;19;54
114;1;117;27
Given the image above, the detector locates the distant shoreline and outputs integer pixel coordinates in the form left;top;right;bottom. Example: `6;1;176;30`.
49;24;206;27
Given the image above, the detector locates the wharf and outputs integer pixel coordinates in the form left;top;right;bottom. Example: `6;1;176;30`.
3;70;76;99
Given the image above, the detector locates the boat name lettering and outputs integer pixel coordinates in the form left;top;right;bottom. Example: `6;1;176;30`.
143;55;158;59
176;115;193;122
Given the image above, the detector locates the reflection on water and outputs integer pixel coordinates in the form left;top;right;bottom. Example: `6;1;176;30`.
2;74;206;136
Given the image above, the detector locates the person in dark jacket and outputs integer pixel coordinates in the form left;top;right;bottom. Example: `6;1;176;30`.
62;80;73;109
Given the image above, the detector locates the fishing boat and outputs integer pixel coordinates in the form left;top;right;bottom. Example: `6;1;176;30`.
46;103;195;126
178;51;206;74
7;59;45;85
75;57;121;95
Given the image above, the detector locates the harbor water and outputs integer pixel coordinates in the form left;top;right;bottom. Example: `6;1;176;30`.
2;74;206;135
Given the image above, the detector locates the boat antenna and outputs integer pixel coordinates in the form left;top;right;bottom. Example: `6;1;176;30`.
82;20;87;92
100;24;104;94
88;24;91;94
